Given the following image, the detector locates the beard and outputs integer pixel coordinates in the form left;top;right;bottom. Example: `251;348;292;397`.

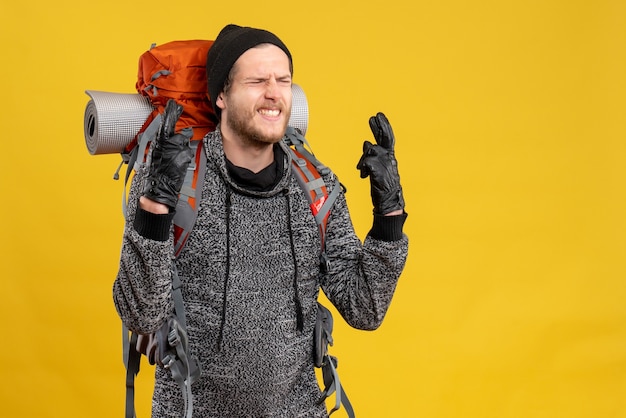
224;101;291;148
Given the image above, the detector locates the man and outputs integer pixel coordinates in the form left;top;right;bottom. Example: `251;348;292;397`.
114;24;408;417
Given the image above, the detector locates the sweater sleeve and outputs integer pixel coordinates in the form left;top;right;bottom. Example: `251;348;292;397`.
112;164;175;334
320;178;409;331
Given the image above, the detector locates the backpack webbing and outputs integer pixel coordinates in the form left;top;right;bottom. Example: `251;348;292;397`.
315;303;356;418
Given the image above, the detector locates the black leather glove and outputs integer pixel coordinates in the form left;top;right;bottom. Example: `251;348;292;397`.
356;112;405;215
142;99;194;210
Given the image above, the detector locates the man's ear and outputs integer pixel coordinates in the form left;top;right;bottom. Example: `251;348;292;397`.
216;93;226;110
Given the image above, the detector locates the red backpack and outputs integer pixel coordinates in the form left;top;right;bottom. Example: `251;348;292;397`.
84;39;351;418
131;39;217;147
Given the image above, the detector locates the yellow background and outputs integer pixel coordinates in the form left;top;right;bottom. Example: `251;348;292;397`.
1;0;625;417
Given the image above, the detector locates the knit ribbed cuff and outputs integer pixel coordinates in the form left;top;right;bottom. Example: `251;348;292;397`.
133;207;175;241
367;212;408;242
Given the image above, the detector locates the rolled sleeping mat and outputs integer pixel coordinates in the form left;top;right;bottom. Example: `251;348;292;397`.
84;84;310;155
289;83;309;136
83;91;153;155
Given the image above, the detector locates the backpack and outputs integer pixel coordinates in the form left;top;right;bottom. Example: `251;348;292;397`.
133;39;217;145
85;39;353;418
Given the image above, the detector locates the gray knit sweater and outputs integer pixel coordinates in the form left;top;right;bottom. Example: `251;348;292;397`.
113;129;409;417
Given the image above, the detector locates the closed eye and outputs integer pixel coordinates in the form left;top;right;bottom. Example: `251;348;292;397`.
245;78;266;85
243;76;292;86
277;76;292;85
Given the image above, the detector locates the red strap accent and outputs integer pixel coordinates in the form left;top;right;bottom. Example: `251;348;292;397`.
291;149;330;248
291;149;328;210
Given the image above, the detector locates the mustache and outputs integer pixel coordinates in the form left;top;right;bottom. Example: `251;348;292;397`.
258;99;287;110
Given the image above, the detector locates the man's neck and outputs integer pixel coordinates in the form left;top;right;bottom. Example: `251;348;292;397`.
221;131;275;174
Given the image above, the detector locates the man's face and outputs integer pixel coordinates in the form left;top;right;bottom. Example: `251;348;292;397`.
218;44;292;146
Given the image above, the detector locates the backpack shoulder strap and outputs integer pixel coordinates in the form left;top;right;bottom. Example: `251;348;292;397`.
173;138;206;257
284;126;342;272
120;116;205;257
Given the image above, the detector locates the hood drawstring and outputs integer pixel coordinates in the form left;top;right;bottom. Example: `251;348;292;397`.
217;188;232;351
284;189;304;332
216;186;304;351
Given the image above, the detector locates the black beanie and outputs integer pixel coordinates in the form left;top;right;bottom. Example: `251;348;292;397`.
206;24;293;117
